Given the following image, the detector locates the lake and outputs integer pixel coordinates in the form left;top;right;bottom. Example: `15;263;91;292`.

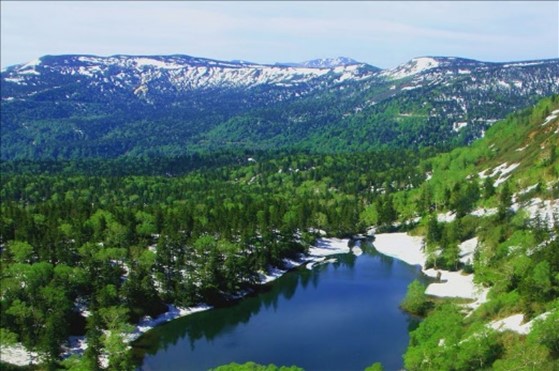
132;243;426;370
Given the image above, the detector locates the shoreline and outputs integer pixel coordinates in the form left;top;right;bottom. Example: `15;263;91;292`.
1;237;355;368
373;232;488;308
130;238;354;342
4;232;483;368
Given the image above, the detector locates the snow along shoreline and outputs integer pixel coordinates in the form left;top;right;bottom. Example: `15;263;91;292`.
1;237;355;367
373;233;488;308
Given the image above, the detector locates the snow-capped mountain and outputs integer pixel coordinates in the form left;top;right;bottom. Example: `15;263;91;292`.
276;57;361;68
1;53;558;160
1;54;379;105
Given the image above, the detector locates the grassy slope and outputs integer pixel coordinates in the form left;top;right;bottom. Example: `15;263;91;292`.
397;95;559;370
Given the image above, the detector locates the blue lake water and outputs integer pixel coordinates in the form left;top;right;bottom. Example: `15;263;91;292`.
132;245;425;370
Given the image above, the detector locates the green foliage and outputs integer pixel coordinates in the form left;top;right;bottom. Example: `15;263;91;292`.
401;280;428;315
364;362;384;371
529;307;559;358
404;304;501;371
492;338;554;371
211;362;304;371
6;241;34;263
1;95;558;368
0;328;18;345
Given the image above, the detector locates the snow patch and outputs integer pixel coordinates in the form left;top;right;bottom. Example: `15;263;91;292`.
260;238;351;276
459;237;477;265
373;233;426;267
0;343;42;367
382;57;440;80
512;198;559;227
503;61;545;68
470;207;497;218
489;311;551;335
19;69;40;75
308;237;351;256
373;233;488;304
125;304;212;343
453;121;468;132
491;162;520;178
306;258;338;270
20;58;41;69
423;269;478;299
133;57;183;70
542;109;559;126
518;184;539;196
437;211;456;223
4;77;25;84
480;163;520;186
401;84;423;91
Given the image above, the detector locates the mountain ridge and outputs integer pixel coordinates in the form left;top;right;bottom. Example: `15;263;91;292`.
1;53;558;160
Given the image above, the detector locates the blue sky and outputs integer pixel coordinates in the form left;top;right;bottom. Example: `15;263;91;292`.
1;1;557;69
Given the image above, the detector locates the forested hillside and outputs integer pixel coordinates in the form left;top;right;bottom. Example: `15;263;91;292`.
0;146;429;369
396;95;559;370
2;54;558;159
0;89;558;369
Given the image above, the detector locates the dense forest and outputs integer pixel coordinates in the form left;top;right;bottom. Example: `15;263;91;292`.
3;55;558;161
1;95;558;370
0;147;428;369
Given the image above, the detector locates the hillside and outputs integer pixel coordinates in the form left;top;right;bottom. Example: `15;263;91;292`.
2;54;558;159
1;79;558;369
394;95;559;370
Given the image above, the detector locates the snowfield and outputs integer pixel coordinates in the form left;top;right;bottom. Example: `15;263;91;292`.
373;233;488;307
373;233;426;266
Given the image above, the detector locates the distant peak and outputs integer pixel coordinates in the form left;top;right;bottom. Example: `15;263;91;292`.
276;57;361;69
230;59;256;66
301;57;361;68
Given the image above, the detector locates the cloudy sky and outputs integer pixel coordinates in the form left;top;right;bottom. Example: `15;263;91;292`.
1;1;557;69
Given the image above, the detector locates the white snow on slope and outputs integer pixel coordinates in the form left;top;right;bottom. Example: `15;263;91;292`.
381;57;440;80
479;162;520;180
489;311;551;335
125;304;212;343
470;207;498;217
373;233;426;266
133;57;184;70
5;55;376;94
479;162;520;187
453;121;468;132
459;237;477;264
308;237;351;256
512;198;559;227
374;233;488;306
503;61;546;68
438;211;456;223
424;269;479;299
542;109;559;126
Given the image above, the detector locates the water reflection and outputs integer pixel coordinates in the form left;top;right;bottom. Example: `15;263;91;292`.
133;250;425;370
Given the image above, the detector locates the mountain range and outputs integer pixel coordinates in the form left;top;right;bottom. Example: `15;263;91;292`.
1;54;558;159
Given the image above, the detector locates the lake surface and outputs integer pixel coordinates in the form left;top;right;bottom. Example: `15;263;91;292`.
132;244;426;370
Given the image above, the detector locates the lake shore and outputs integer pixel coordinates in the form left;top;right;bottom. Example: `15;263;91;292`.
373;232;488;308
1;237;355;367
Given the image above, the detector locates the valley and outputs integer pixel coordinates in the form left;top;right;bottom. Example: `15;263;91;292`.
1;52;558;370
